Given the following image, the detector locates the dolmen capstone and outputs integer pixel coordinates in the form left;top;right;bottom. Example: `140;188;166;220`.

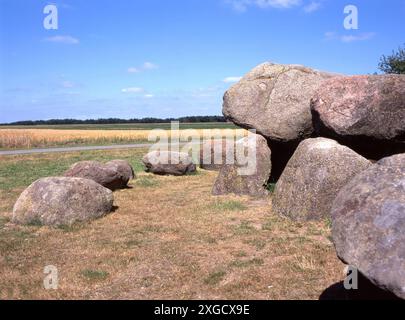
222;62;339;179
311;74;405;159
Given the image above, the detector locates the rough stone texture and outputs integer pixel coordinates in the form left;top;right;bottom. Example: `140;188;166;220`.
272;138;371;221
311;75;405;159
331;154;405;300
199;139;234;171
377;153;405;167
212;133;271;197
64;160;130;190
142;151;196;175
223;62;337;143
12;177;113;226
106;160;135;185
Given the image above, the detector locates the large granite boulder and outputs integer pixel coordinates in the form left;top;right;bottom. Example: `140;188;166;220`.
223;62;337;143
199;139;234;171
272;138;371;221
106;160;135;184
311;75;405;159
331;154;405;300
64;160;132;190
377;153;405;167
12;177;114;226
142;151;196;175
212;133;271;197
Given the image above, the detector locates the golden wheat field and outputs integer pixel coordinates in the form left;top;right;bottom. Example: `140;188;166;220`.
0;128;248;149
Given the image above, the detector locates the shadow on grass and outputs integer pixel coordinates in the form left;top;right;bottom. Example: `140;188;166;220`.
320;274;402;300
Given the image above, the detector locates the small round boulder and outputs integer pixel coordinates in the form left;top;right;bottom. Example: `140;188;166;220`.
106;159;135;184
142;151;196;176
12;177;114;226
64;160;131;190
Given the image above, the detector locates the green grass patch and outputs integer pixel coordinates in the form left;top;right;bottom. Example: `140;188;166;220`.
229;258;264;268
80;269;109;281
233;250;248;258
0;148;146;191
134;176;159;188
0;216;10;229
261;221;272;231
244;238;266;250
0;228;34;253
125;239;144;248
266;183;276;193
57;222;86;233
210;200;247;212
204;270;226;285
232;221;255;235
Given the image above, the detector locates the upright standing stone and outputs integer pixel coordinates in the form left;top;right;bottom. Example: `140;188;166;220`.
212;133;271;197
272;138;371;221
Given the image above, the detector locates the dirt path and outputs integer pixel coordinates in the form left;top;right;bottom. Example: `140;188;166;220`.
0;144;154;156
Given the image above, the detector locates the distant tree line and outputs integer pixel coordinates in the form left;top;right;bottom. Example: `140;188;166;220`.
1;116;228;126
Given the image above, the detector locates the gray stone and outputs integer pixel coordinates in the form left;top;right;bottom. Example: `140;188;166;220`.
212;133;271;197
106;160;135;185
12;177;113;226
311;74;405;159
272;138;371;221
64;160;131;190
377;153;405;167
142;151;196;175
331;154;405;299
223;62;337;142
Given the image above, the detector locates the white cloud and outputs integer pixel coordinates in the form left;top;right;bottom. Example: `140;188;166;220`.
223;76;242;83
303;1;321;13
127;62;158;73
226;0;302;12
121;87;145;93
256;0;302;8
341;33;376;43
43;35;79;44
325;31;376;43
142;62;158;70
144;94;154;98
127;67;140;73
61;81;75;88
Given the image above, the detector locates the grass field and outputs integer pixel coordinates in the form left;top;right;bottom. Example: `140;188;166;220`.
0;124;246;150
0;148;344;299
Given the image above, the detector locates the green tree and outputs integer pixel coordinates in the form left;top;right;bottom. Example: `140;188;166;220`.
378;44;405;74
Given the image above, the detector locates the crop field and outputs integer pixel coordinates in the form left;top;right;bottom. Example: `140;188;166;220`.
0;148;345;299
0;124;246;150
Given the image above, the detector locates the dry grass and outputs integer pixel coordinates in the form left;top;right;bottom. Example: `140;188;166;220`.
0;128;247;149
0;149;345;300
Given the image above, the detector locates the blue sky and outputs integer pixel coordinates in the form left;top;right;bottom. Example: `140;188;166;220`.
0;0;404;122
